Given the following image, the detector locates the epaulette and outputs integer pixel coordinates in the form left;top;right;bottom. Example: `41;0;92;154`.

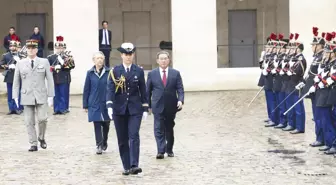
137;64;143;69
298;56;303;61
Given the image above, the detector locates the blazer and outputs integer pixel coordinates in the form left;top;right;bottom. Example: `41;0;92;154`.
12;57;55;105
98;29;112;49
146;67;184;114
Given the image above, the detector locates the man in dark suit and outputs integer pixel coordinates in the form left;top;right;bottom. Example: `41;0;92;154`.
146;50;184;159
99;20;112;67
3;27;20;52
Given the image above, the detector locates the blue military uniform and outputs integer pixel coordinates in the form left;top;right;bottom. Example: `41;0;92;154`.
0;40;23;114
106;42;149;175
301;28;326;147
62;44;75;113
282;33;307;134
47;36;70;115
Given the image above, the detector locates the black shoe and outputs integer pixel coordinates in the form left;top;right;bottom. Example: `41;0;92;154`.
28;146;38;152
102;143;108;151
290;129;304;134
38;138;47;149
274;124;286;129
53;112;58;115
122;170;130;175
156;153;164;159
282;125;294;131
130;167;142;175
265;121;277;127
309;141;324;147
96;145;102;155
263;118;270;123
64;110;70;113
14;110;23;115
325;147;336;155
6;111;14;115
319;146;330;151
167;152;174;157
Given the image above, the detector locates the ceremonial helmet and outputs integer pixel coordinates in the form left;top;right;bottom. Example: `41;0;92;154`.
117;42;136;54
9;35;19;47
276;33;289;49
16;41;21;48
288;33;304;51
25;39;38;48
311;27;326;45
55;36;65;47
323;32;336;53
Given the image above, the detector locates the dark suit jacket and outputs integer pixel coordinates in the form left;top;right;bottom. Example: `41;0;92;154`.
98;29;112;50
146;67;184;114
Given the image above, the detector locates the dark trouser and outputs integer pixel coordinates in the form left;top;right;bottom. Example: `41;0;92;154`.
311;96;317;121
287;93;306;132
278;92;287;126
6;83;23;111
265;89;276;123
315;107;330;145
64;83;70;110
99;46;111;68
93;121;110;147
113;113;142;170
154;111;176;154
53;83;67;113
327;106;336;148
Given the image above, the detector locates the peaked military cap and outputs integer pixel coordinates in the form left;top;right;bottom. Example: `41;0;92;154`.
117;42;136;54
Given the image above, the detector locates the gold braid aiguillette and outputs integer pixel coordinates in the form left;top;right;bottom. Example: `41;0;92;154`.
108;70;126;93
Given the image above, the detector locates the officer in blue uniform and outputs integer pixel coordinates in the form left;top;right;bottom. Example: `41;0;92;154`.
300;28;325;146
0;39;23;114
106;42;149;175
282;33;307;134
60;43;75;113
262;33;278;126
47;36;70;115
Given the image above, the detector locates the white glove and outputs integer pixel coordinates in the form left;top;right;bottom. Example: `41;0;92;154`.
264;61;269;69
287;71;293;76
48;97;53;107
13;56;20;62
271;68;276;74
303;73;308;80
108;108;113;120
314;76;320;83
318;82;325;89
331;66;336;75
55;65;61;70
259;51;265;62
262;69;268;76
177;101;183;109
57;55;64;65
326;77;334;86
273;61;279;68
321;71;328;78
295;82;305;90
309;86;316;94
279;70;284;76
317;66;323;74
142;112;148;121
8;64;15;69
14;98;19;108
289;61;295;67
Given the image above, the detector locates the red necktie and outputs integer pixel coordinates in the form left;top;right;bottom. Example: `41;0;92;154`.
162;70;167;86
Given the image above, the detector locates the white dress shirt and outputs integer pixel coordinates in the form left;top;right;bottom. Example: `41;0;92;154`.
123;64;132;72
159;67;168;79
101;29;109;45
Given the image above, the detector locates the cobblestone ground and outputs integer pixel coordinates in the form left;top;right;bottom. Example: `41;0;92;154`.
1;91;336;185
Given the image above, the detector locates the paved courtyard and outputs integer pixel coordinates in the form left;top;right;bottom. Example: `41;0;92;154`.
0;91;336;185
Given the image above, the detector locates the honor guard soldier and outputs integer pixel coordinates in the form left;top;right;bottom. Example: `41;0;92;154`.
300;27;326;147
310;32;336;154
62;43;75;113
106;42;149;175
262;33;278;126
47;36;70;115
282;33;307;134
257;36;271;123
325;48;336;155
0;36;23;114
270;34;289;128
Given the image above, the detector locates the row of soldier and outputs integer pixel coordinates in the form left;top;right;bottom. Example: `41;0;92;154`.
257;27;336;156
0;35;75;116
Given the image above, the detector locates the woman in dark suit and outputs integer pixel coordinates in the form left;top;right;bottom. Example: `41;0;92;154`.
83;51;111;154
29;26;45;57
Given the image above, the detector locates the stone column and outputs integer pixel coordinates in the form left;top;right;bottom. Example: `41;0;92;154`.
171;0;217;91
53;0;99;94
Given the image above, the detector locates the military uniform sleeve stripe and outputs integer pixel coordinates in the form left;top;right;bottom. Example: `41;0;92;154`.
106;101;113;104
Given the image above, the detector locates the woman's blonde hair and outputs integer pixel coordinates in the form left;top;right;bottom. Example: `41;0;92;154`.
92;51;105;61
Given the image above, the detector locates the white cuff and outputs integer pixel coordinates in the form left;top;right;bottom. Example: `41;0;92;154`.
106;101;113;105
